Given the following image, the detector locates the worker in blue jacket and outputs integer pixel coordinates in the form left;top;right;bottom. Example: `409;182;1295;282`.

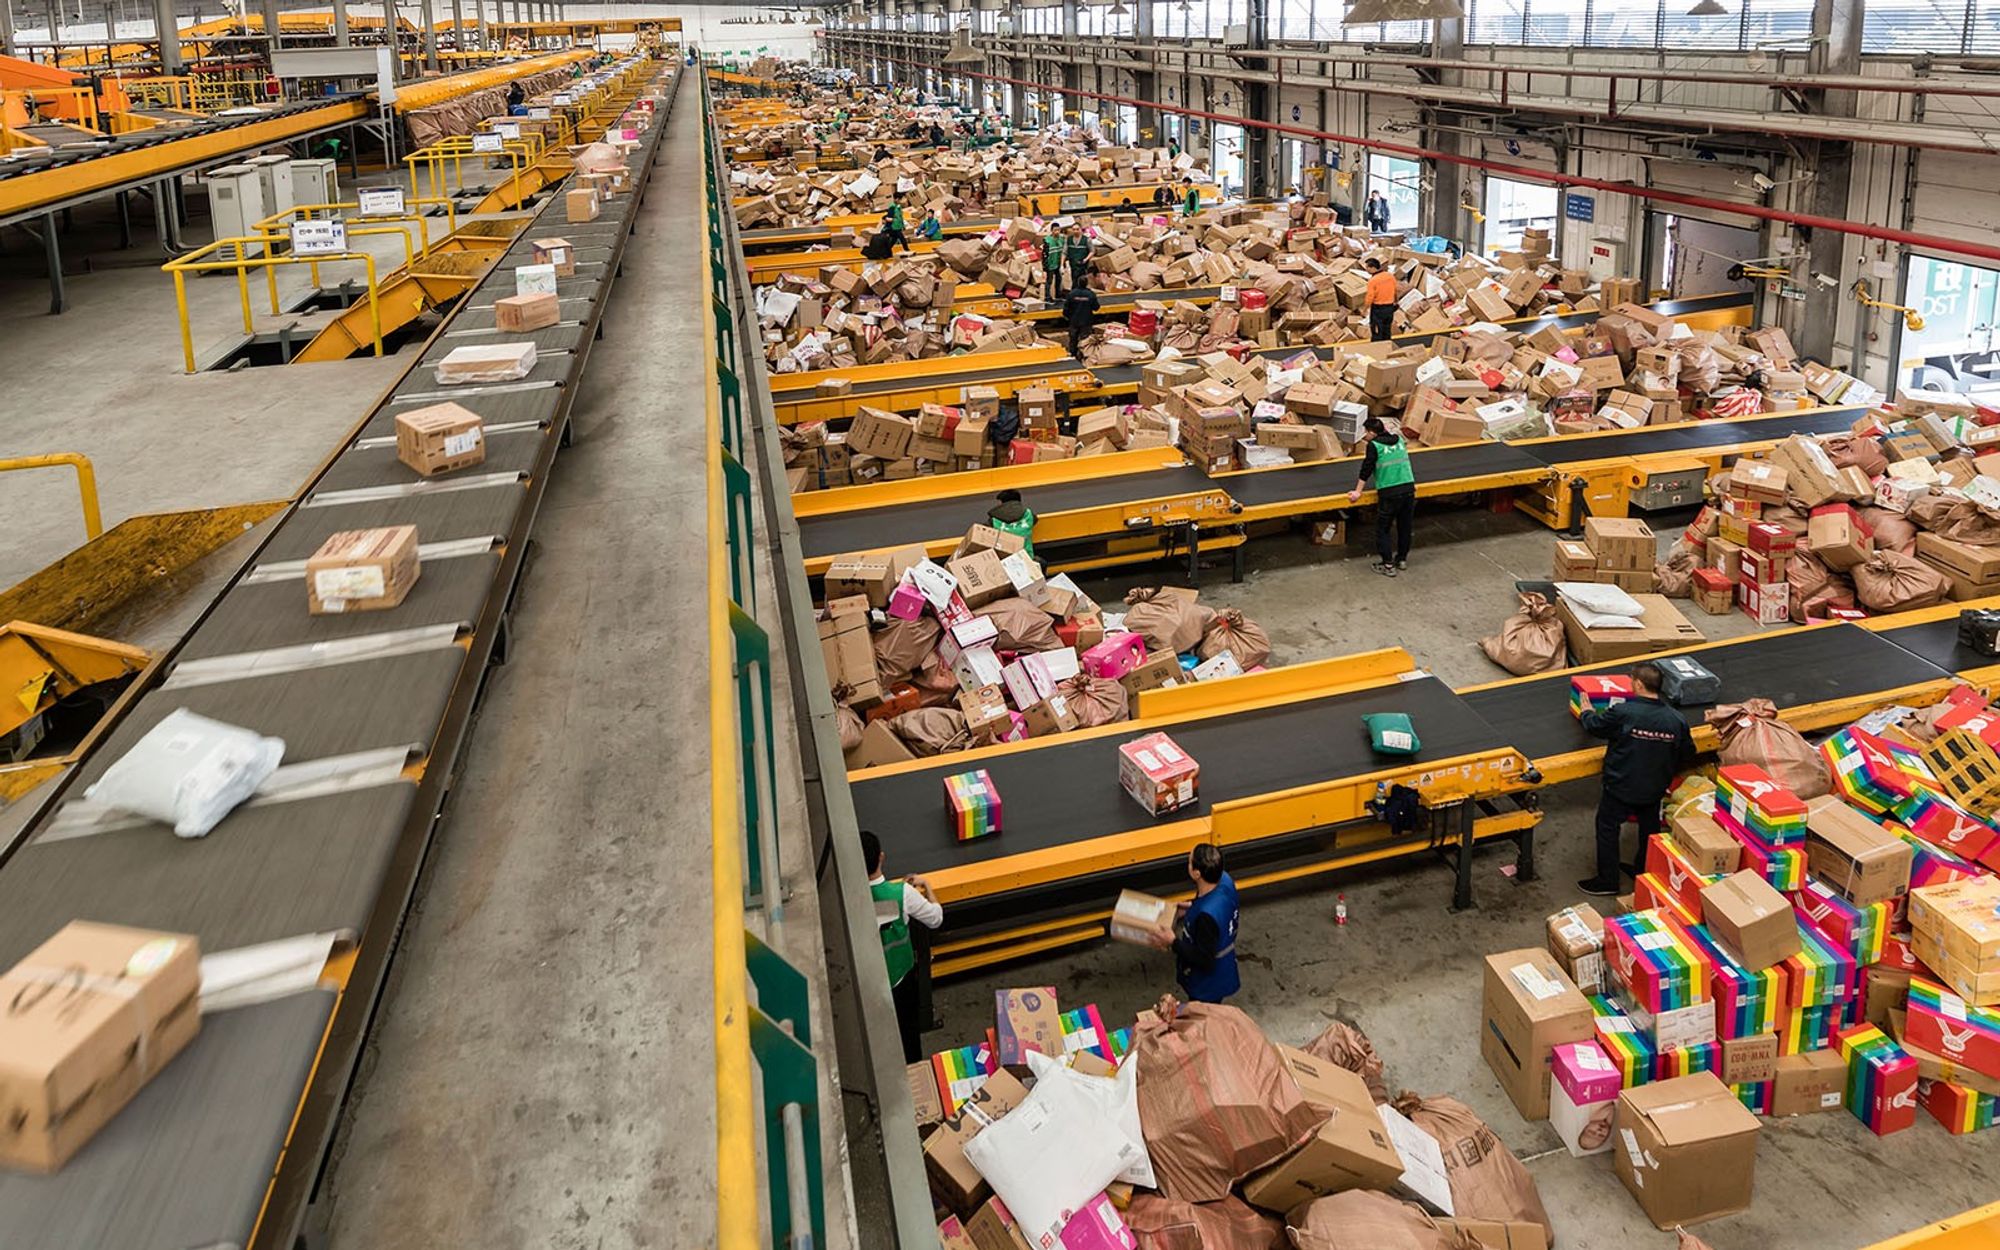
1174;844;1239;1003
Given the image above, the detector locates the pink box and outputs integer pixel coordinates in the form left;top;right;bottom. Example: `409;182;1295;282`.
938;615;1001;669
1081;631;1147;680
999;710;1029;742
886;582;928;620
1553;1040;1623;1107
1003;655;1057;709
937;591;975;629
1061;1194;1137;1250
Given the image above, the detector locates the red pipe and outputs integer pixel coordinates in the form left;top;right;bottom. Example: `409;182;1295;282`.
867;54;2000;268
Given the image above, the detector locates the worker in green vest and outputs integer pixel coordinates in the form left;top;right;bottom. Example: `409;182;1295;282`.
1041;227;1067;300
1181;176;1200;217
863;830;942;1062
988;489;1036;556
1064;226;1092;290
1348;415;1417;576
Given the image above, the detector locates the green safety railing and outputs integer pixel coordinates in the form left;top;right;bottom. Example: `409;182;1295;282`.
701;64;828;1250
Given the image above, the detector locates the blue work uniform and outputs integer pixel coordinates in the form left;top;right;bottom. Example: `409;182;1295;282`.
1175;873;1240;1003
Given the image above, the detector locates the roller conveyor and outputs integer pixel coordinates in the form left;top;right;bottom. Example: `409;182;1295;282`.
0;64;680;1250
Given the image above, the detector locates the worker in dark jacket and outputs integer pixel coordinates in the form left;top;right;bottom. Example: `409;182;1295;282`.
987;489;1036;555
1174;844;1239;1003
1064;227;1093;291
1576;661;1697;897
1062;283;1100;358
1347;416;1417;576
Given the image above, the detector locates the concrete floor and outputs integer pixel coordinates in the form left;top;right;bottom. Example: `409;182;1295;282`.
927;500;1988;1250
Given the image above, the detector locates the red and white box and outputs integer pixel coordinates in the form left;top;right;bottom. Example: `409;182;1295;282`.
1118;732;1201;816
1740;580;1789;625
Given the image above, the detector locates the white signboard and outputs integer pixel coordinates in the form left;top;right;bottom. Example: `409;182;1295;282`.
551;92;575;106
471;132;505;154
494;121;521;140
357;186;406;216
290;219;348;256
528;106;552;119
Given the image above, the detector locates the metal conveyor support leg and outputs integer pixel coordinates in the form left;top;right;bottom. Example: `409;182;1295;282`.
1563;474;1591;538
1450;801;1476;913
1185;521;1201;586
42;213;65;315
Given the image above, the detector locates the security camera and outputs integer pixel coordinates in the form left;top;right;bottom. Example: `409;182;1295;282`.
1751;172;1775;192
1814;272;1839;289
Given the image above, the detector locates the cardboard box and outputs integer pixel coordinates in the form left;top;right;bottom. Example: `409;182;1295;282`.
0;922;201;1172
1612;1072;1761;1228
1118;732;1200;815
1584;517;1656;571
1017;385;1059;428
908;1061;944;1135
849;407;917;460
1771;1049;1847;1116
924;1069;1030;1216
306;525;421;615
530;236;575;275
1918;532;2000;587
1553;539;1598;582
1700;871;1801;969
965;1198;1034;1250
1672;813;1743;876
1808;506;1873;571
565;186;601;223
1547;904;1605;995
1806;794;1914;906
948;550;1012;608
993;986;1061;1067
394;401;486;476
1439;1220;1550;1250
494;290;560;332
1481;948;1594;1121
847;720;916;770
1907;875;2000;973
437;340;536;383
1557;594;1702;664
1549;1041;1621;1158
1242;1046;1406;1210
1720;1032;1778;1086
1109;889;1176;948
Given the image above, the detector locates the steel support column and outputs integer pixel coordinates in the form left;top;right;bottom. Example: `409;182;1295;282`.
1424;17;1467;246
154;0;181;73
1243;0;1271;199
1798;0;1864;365
1131;0;1158;145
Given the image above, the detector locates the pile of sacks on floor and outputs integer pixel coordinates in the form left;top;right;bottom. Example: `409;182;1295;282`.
1501;685;2000;1236
1648;397;2000;626
919;987;1605;1250
818;531;1270;770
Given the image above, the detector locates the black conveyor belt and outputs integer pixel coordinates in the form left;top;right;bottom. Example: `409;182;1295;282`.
1221;441;1548;508
799;463;1215;558
1459;623;1953;764
1875;616;1993;678
776;357;1067;401
1518;407;1865;466
854;675;1503;877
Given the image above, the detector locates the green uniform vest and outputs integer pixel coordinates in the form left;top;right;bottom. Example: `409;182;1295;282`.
873;878;915;986
1043;242;1065;273
990;508;1037;556
889;204;906;232
1372;438;1415;490
1184;189;1200;216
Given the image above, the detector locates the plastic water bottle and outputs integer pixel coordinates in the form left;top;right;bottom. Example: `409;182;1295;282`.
1335;894;1349;926
1373;781;1387;812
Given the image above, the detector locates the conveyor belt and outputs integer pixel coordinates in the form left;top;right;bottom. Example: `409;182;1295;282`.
1517;406;1862;466
1873;616;1992;678
0;61;679;1250
777;356;1063;400
0;991;335;1250
1220;440;1548;508
855;674;1501;879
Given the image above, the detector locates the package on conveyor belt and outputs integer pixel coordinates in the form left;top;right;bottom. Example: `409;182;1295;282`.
1569;674;1633;720
495;292;560;333
1118;731;1200;816
435;340;537;385
565;186;600;223
530;236;576;276
395;401;486;477
943;768;1001;841
1654;655;1720;706
305;525;422;616
0;921;202;1172
84;707;284;839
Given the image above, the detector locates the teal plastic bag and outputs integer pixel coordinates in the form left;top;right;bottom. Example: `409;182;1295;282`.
1362;712;1421;756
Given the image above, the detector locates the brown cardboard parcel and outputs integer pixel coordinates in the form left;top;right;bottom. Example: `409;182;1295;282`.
394;401;486;477
924;1069;1030;1217
1805;795;1914;906
306;525;421;615
1700;871;1801;970
1612;1071;1761;1229
1241;1045;1405;1211
1480;948;1594;1121
1557;594;1701;664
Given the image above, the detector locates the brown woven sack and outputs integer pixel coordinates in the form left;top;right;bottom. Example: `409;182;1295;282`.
834;699;865;753
1060;673;1130;728
871;616;941;682
976;596;1063;653
1199;609;1273;669
1286;1191;1482;1250
1857;506;1918;555
1937;500;2000;546
1705;698;1831;799
1824;434;1889;478
887;707;970;756
1853;550;1950;613
1298;1020;1389;1105
1653;545;1699;599
1909;492;1959;533
1390;1093;1554;1245
1479;592;1566;676
1125;587;1215;656
1123;1194;1284;1250
1134;998;1328;1202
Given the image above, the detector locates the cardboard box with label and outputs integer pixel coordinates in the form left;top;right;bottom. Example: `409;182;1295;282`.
1547;904;1606;995
1612;1071;1761;1228
993;986;1062;1067
495;290;560;332
0;921;201;1171
1109;889;1177;948
1805;795;1913;906
1557;594;1702;665
1701;871;1800;969
1118;732;1200;815
1720;1032;1779;1086
1771;1049;1847;1116
531;236;575;275
306;525;421;615
1481;948;1594;1121
1585;517;1656;572
394;401;486;476
924;1070;1030;1216
1241;1046;1405;1211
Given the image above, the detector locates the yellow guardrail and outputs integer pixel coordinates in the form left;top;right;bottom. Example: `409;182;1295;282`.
0;454;103;540
162;237;383;374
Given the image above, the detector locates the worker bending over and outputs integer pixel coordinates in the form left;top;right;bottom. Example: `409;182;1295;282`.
1348;416;1417;576
1576;662;1696;897
987;489;1036;555
1175;844;1239;1004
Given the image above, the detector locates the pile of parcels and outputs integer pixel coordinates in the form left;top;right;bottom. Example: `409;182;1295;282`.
1488;682;2000;1230
730;135;1205;227
918;984;1569;1250
820;527;1270;772
1560;400;2000;631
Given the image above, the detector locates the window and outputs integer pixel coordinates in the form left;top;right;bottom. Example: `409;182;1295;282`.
1865;0;1986;53
1467;0;1526;43
1277;0;1314;39
1367;154;1421;232
1900;256;2000;395
1463;0;1813;49
1483;177;1559;256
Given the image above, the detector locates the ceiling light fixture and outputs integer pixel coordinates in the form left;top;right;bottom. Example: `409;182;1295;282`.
1688;0;1727;15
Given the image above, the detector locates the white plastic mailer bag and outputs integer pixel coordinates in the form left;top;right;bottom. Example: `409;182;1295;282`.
86;708;285;838
1026;1048;1156;1188
966;1065;1142;1247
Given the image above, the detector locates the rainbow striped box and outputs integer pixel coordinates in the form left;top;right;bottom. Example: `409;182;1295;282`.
1607;910;1713;1014
943;769;1002;841
1589;993;1657;1087
1897;792;2000;866
1782;921;1860;1011
1680;920;1784;1040
1732;1080;1775;1115
1655;1040;1720;1081
931;1042;998;1116
1778;1002;1843;1055
1735;825;1807;893
1644;835;1720;920
1792;875;1891;967
1905;978;2000;1080
1898;827;1986;890
1921;1078;2000;1134
1060;1004;1111;1061
1634;874;1701;928
1837;1022;1919;1135
1570;675;1634;720
1823;728;1938;817
1105;1026;1133;1061
1716;764;1809;846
